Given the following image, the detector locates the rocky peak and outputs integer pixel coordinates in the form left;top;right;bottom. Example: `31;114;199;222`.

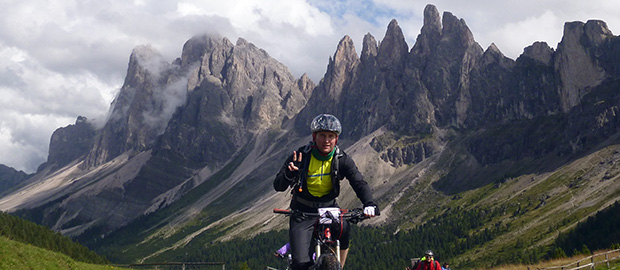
158;33;310;166
333;35;359;68
235;37;249;47
45;116;96;171
360;33;378;65
84;45;183;167
480;43;514;69
377;19;409;69
124;45;170;87
441;11;476;49
180;33;308;134
584;20;613;46
182;35;234;90
321;35;360;100
485;43;501;55
522;41;553;66
411;4;442;56
297;73;315;99
0;165;30;195
423;4;442;32
292;35;361;133
226;37;307;130
555;20;609;111
180;34;233;68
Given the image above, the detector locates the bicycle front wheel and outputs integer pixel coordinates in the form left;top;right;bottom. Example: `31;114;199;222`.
315;253;341;270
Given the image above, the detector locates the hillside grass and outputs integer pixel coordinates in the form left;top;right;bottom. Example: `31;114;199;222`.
0;236;129;270
1;210;109;265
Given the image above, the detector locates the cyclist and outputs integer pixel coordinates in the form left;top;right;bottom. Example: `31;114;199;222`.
274;113;378;270
408;250;441;270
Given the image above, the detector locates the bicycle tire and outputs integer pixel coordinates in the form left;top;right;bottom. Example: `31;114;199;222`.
314;253;341;270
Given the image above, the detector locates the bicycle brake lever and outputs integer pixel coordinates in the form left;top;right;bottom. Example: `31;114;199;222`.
293;211;306;222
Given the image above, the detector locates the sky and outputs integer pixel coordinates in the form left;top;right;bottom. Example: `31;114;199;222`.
1;0;619;173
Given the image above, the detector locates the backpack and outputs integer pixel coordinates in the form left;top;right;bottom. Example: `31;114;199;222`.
409;258;420;270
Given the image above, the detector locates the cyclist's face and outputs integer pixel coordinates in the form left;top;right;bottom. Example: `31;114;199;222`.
314;131;337;154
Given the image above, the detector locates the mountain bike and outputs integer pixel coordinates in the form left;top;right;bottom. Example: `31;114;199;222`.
273;207;375;270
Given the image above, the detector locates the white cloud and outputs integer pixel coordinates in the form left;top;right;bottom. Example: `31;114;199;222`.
0;45;114;172
1;0;620;172
486;10;562;57
0;111;73;173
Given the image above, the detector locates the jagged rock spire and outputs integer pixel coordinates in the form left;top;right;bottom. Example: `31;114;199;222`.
412;4;442;56
85;45;177;168
555;20;612;111
441;11;476;50
377;19;409;69
361;33;378;65
321;35;360;100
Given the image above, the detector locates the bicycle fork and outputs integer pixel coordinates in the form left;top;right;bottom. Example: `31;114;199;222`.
315;227;340;262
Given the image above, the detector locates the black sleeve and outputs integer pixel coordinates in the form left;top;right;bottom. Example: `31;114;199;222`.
274;152;299;192
340;153;377;208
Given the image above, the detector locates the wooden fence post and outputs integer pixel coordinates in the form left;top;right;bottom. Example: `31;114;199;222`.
606;253;610;269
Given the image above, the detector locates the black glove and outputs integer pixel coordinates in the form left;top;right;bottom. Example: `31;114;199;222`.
284;169;299;181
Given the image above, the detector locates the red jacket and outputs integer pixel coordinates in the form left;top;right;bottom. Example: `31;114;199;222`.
413;260;441;270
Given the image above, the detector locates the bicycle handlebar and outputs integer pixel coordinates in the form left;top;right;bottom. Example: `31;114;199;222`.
273;208;293;215
273;208;378;224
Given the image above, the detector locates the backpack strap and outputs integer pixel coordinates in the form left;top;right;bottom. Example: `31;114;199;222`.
293;142;314;193
332;146;341;179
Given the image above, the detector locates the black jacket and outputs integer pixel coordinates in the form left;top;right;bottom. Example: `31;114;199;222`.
274;143;376;211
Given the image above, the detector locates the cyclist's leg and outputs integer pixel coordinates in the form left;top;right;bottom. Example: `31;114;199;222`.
289;217;315;270
340;249;349;268
337;220;351;268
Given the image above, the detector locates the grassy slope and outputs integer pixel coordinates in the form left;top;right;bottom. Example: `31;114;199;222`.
0;236;126;270
432;144;620;266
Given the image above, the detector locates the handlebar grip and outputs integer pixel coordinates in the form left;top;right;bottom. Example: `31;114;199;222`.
273;208;292;214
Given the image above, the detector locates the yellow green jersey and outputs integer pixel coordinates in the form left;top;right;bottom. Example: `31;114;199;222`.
306;154;333;197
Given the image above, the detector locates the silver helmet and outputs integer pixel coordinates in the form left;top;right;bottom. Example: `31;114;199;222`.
310;114;342;135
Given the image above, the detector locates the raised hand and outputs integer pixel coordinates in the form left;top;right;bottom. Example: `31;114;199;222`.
287;151;302;172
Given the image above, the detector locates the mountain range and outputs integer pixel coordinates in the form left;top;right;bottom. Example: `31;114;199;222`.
1;4;619;267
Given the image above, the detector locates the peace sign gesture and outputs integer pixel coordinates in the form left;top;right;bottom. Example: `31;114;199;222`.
287;151;302;172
